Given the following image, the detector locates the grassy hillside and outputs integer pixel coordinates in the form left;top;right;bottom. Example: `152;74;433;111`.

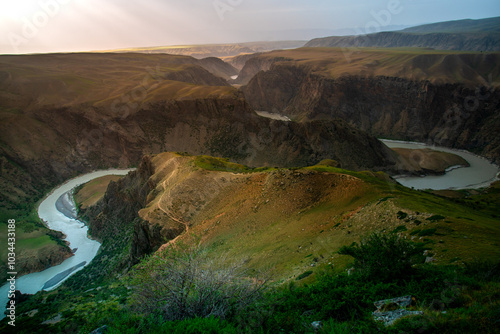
119;152;500;279
2;152;499;333
0;53;238;111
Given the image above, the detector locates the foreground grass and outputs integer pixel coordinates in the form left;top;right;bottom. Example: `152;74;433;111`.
4;259;498;334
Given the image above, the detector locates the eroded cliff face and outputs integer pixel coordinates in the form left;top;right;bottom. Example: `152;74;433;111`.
79;156;155;273
242;63;500;163
81;153;244;267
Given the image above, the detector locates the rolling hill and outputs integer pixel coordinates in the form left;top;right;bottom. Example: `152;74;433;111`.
305;16;500;51
401;16;500;33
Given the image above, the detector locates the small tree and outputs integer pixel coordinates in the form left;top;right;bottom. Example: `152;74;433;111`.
338;232;423;282
131;241;267;321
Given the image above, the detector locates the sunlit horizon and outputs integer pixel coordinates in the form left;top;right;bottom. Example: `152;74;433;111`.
1;0;499;55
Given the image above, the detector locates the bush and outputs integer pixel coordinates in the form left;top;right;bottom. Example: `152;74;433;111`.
131;241;267;322
397;211;408;220
296;271;313;280
418;228;437;237
391;225;408;233
338;232;423;282
426;215;445;222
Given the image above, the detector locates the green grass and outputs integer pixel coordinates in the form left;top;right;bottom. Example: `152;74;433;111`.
2;155;499;333
193;155;273;173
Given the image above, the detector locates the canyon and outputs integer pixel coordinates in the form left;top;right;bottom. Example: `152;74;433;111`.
239;48;500;163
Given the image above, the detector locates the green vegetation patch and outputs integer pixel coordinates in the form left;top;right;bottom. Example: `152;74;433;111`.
391;225;408;233
193;155;272;173
427;214;446;222
418;228;437;237
296;270;313;280
397;211;408;219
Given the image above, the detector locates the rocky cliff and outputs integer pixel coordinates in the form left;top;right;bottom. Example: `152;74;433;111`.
240;50;500;163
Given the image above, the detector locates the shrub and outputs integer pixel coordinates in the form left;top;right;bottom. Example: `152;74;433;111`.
391;225;407;233
410;229;422;235
131;241;267;321
296;271;313;280
397;211;408;220
338;232;423;282
426;215;445;222
418;228;437;237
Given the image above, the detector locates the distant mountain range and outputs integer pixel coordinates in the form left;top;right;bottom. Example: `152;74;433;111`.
305;16;500;51
401;16;500;33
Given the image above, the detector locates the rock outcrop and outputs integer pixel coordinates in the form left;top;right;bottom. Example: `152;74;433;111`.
372;295;423;326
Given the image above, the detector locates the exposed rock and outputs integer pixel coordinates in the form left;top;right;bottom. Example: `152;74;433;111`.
373;309;424;326
311;321;323;330
372;295;422;326
41;313;63;325
374;295;415;311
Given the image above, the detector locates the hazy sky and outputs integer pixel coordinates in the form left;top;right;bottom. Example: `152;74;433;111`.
1;0;499;54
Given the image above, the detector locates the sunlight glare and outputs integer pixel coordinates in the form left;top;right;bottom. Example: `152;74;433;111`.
3;1;40;19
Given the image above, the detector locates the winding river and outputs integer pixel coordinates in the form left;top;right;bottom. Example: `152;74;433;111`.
0;169;133;320
1;141;499;319
381;140;500;190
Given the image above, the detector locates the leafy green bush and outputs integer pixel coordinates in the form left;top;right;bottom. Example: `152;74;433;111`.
426;215;445;222
397;211;408;219
338;232;423;282
410;229;422;235
418;228;437;237
391;225;408;233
